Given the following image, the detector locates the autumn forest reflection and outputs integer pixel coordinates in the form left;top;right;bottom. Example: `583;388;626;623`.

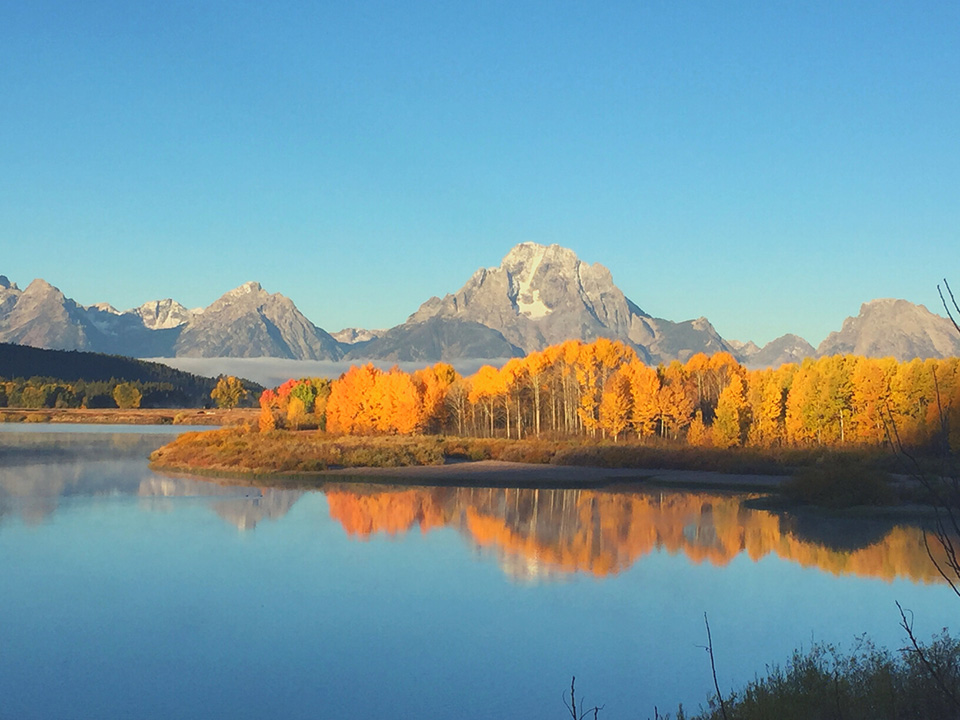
0;429;945;585
322;484;944;584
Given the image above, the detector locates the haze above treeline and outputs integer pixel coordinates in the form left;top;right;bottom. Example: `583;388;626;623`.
1;244;958;387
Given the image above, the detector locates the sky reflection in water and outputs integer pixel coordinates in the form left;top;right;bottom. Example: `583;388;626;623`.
0;429;956;720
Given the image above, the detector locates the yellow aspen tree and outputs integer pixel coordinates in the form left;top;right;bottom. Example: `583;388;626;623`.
575;342;602;435
659;362;695;439
468;365;506;437
501;358;526;439
713;374;748;448
785;360;823;446
888;358;933;445
625;359;661;439
523;350;551;437
561;340;585;434
747;370;786;447
414;363;459;434
258;403;276;433
377;368;422;434
850;357;890;444
113;383;142;409
683;353;711;418
211;376;248;409
286;396;307;430
327;364;383;434
599;370;632;441
686;410;711;447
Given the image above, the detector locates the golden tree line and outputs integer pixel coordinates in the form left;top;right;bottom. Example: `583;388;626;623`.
258;338;960;449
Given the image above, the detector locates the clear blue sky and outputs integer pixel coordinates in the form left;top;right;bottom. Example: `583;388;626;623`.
2;1;958;347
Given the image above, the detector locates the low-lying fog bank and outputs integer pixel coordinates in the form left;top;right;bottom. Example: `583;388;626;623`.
142;357;513;387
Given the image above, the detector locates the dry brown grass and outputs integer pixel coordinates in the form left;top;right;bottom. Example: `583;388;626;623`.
150;428;453;475
149;427;910;484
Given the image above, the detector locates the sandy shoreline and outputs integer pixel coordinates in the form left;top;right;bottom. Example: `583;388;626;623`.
312;459;787;491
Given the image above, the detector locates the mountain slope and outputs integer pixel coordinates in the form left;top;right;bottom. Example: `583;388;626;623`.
0;279;96;351
0;276;341;361
817;299;960;360
407;242;734;363
174;282;343;360
734;334;817;369
343;317;523;362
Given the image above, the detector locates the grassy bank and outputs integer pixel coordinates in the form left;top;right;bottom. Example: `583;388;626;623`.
147;425;930;491
149;429;581;475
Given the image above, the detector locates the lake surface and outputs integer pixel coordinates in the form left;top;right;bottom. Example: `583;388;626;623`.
1;426;956;719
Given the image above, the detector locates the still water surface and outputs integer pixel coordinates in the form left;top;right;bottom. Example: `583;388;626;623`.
0;427;956;719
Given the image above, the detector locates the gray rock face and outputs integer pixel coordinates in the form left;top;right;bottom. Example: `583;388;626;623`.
344;317;523;362
173;282;343;360
728;339;761;358
736;334;817;370
817;299;960;361
642;316;735;364
81;302;181;357
5;263;955;369
0;276;341;360
331;327;382;345
0;279;94;351
407;242;734;363
0;277;21;318
133;299;196;330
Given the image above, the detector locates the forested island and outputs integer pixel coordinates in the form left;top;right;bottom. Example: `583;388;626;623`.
150;339;959;508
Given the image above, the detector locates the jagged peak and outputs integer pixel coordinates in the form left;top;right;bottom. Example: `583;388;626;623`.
207;281;273;309
136;298;187;312
860;298;900;312
500;242;579;271
89;302;120;314
133;298;194;330
227;281;264;296
0;275;14;290
23;278;63;296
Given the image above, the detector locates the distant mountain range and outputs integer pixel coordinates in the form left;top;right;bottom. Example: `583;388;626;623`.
2;244;958;368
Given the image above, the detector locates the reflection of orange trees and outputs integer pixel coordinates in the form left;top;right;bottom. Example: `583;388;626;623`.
326;489;447;537
324;486;945;583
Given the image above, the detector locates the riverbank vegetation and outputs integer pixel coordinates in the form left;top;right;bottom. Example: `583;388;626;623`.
654;630;960;719
151;426;931;508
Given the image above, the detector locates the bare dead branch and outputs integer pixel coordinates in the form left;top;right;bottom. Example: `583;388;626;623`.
704;613;729;720
882;398;960;599
940;279;960;335
898;601;960;710
563;676;604;720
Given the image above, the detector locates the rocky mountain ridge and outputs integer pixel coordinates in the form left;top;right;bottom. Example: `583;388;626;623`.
816;298;960;360
2;245;958;366
401;242;734;364
0;278;342;361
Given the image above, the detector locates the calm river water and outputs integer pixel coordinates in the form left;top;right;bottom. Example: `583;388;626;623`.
0;426;956;719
